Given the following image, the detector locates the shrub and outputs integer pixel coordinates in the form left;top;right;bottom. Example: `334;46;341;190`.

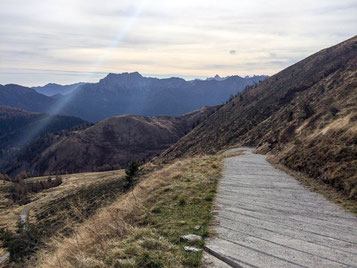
329;106;339;116
125;160;141;187
204;194;214;201
0;223;41;262
178;196;186;206
8;176;63;204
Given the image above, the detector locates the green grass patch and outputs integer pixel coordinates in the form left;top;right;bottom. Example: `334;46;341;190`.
137;156;221;267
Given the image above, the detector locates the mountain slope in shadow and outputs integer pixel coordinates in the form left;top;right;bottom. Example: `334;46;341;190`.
0;106;87;150
3;106;218;175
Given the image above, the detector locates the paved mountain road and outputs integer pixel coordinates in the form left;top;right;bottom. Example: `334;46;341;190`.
203;148;357;268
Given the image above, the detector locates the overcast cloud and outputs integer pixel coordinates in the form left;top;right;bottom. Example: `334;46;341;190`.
0;0;356;86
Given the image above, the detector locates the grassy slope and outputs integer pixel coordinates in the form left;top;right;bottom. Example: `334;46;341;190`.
0;169;125;265
160;36;357;200
35;155;224;268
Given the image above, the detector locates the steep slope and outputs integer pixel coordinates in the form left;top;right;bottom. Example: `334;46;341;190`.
32;82;85;96
0;106;87;150
0;84;54;113
3;106;218;175
161;36;357;198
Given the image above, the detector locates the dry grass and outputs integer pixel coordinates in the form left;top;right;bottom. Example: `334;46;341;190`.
221;149;244;159
1;170;125;228
0;180;20;232
34;155;223;268
0;246;5;256
0;170;124;258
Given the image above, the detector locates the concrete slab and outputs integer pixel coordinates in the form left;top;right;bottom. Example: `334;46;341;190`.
202;251;233;268
205;148;357;268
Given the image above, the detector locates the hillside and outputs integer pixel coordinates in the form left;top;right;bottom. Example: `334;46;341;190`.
3;106;218;175
0;85;54;113
161;36;357;199
0;106;87;150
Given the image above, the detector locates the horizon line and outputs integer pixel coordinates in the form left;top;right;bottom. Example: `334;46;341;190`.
0;70;270;87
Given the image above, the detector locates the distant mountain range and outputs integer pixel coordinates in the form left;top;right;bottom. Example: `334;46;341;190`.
0;84;55;113
205;74;235;81
0;73;267;122
32;82;85;97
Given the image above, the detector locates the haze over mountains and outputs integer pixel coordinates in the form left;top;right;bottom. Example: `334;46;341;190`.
0;84;55;113
32;82;85;97
0;106;87;150
161;35;357;199
0;73;267;122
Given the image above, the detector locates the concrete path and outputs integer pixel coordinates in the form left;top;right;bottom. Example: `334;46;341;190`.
0;252;10;266
204;148;357;268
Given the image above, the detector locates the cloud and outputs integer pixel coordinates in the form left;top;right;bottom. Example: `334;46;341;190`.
0;0;356;85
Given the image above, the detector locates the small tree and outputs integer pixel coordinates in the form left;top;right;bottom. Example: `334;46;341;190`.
125;160;141;187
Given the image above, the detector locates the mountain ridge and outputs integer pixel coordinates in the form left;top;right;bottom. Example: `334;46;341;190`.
0;84;54;113
0;73;267;122
32;82;85;97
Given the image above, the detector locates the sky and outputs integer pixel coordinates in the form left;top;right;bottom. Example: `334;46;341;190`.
0;0;356;86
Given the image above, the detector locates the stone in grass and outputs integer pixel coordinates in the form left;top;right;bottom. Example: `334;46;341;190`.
194;225;201;230
184;246;202;253
180;234;202;242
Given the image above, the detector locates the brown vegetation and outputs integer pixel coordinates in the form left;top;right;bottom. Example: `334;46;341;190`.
8;176;62;205
4;105;218;176
0;169;125;262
